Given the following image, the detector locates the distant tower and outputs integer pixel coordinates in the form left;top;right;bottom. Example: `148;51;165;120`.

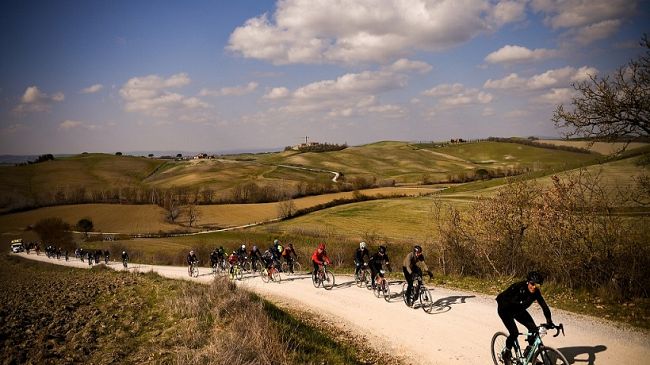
304;136;309;144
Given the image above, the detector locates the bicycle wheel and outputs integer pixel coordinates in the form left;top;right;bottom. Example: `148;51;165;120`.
192;266;199;278
490;332;509;365
252;261;262;273
402;282;409;305
261;269;270;283
534;346;569;365
235;266;243;280
382;280;391;302
293;261;302;274
241;261;251;272
355;271;363;287
312;271;321;288
373;277;381;298
323;270;335;290
420;286;434;313
271;268;281;283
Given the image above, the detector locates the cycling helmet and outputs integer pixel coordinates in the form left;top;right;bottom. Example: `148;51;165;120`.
288;243;293;247
413;245;422;253
122;251;126;255
378;245;386;254
273;239;279;245
190;250;195;255
318;243;326;250
527;271;544;285
359;241;367;249
252;245;257;251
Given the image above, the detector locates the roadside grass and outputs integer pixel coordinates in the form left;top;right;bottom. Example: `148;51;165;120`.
1;254;388;364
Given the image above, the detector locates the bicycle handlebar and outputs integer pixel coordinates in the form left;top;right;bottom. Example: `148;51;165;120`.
540;323;565;337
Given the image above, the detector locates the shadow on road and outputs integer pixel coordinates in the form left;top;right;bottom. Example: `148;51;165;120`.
331;279;357;289
558;345;607;365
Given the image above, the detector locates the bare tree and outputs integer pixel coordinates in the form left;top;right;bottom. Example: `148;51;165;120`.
277;198;296;219
553;35;649;142
187;204;200;227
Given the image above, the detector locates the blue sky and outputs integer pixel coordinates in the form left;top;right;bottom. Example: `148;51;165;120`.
1;0;648;154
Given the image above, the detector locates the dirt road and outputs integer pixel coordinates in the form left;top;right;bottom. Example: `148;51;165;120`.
14;252;649;365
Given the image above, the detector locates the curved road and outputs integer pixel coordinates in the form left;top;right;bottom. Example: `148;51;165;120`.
14;252;649;365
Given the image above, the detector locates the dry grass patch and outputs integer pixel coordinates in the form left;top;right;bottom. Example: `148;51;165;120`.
0;204;179;235
538;140;648;155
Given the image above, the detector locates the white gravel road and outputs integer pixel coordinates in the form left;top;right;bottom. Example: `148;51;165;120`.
14;252;649;365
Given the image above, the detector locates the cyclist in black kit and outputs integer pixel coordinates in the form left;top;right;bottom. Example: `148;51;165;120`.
187;250;198;276
354;241;370;277
369;245;391;288
496;271;555;364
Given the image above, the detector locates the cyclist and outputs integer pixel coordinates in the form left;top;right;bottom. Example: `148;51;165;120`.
261;248;277;275
236;244;247;266
249;245;262;272
311;243;331;276
354;241;370;278
369;245;391;289
121;250;129;267
210;248;220;270
187;250;198;276
281;243;298;274
228;250;239;275
217;246;226;264
402;245;433;307
104;250;110;264
496;271;554;364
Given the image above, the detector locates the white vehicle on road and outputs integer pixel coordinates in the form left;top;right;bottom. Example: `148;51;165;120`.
10;239;24;253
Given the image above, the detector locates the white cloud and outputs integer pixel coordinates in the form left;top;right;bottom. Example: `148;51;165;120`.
573;19;622;46
422;83;465;97
119;73;210;120
423;83;493;109
488;0;527;27
228;0;525;65
14;86;64;113
485;45;557;64
531;0;637;45
504;109;530;118
385;58;432;74
59;120;100;130
199;82;259;97
483;73;526;89
264;87;290;99
536;87;575;104
484;66;598;90
81;84;104;94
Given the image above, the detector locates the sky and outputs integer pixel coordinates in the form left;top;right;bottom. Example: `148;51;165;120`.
0;0;648;155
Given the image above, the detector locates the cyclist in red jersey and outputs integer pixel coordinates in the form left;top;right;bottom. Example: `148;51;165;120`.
311;243;331;276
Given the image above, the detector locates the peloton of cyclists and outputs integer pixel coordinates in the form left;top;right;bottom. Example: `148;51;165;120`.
402;245;433;307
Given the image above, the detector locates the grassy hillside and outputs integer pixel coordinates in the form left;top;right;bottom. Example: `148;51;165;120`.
0;254;383;364
0;187;438;235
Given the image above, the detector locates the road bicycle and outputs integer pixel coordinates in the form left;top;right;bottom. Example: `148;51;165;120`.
491;323;569;365
189;261;199;278
229;263;244;281
260;264;281;283
401;274;434;312
312;263;335;290
355;262;371;289
373;270;391;301
280;259;302;275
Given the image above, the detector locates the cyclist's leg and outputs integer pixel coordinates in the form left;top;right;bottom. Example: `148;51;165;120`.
354;260;361;276
312;261;319;276
514;310;537;348
498;306;520;352
370;266;378;288
287;256;294;273
403;267;414;304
